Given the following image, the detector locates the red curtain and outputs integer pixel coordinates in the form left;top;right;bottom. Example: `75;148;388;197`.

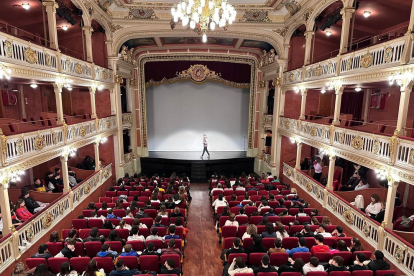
340;92;364;121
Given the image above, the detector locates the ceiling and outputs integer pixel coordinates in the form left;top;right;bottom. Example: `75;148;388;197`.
126;0;269;3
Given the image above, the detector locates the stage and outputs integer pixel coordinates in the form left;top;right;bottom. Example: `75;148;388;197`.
141;151;254;182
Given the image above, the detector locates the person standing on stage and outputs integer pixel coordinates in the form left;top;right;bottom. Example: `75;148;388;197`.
201;134;210;158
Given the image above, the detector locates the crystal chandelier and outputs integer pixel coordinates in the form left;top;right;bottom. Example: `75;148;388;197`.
171;0;237;42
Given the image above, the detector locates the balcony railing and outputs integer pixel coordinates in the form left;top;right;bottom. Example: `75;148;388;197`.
0;31;113;83
283;163;414;276
1;116;117;166
283;36;406;85
0;163;112;274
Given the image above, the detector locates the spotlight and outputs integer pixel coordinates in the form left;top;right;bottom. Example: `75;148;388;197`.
294;86;299;93
363;11;371;18
355;87;362;92
321;88;326;94
61;25;68;31
21;3;30;10
30;83;38;89
326;31;332;37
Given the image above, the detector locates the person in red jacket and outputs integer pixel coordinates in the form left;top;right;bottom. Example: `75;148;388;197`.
15;199;33;221
310;234;330;255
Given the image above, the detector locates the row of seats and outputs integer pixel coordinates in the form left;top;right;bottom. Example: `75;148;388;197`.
227;271;395;276
82;207;187;219
211;189;287;197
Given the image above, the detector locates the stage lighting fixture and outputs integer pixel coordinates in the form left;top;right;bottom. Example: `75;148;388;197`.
363;11;371;18
321;88;326;94
355;87;362;92
326;30;332;36
61;25;68;31
22;3;30;10
30;83;38;89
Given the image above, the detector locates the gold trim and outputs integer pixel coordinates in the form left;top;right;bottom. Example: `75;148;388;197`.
106;121;111;129
409;149;414;165
315;65;322;76
79;126;87;137
309;126;317;136
305;180;312;192
360;52;373;68
59;201;65;215
394;246;405;263
339;131;345;144
84;183;91;194
45;53;52;67
390;130;399;155
362;221;370;237
384;47;393;63
42;213;53;229
373;140;380;154
51;129;58;145
285;168;292;177
16;137;23;155
4;40;13;58
34;134;46;150
24;48;38;64
26;225;34;242
74;63;83;74
343;209;354;224
351;136;363;150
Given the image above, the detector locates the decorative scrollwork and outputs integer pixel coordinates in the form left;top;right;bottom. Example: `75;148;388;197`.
289;73;294;82
362;221;370;237
306;181;312;192
384;47;393;63
390;130;399;155
104;168;110;178
42;213;53;229
16;137;24;155
408;149;414;165
309;126;317;137
315;65;322;76
84;183;91;194
79;126;87;137
26;225;34;242
34;134;46;150
351;136;363;150
285;120;290;129
343;209;354;224
373;140;381;154
74;63;83;74
360;52;373;68
339;132;345;144
59;201;65;215
24;48;38;64
51;130;58;145
45;53;52;67
4;40;13;58
394;246;405;263
106;121;111;129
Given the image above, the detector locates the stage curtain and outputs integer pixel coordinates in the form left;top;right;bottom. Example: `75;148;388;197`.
340;92;364;122
144;61;251;84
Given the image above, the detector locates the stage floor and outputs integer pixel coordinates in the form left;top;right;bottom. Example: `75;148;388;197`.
147;151;247;160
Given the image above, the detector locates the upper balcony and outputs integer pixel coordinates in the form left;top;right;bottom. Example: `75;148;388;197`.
0;23;113;84
278;116;414;184
283;35;407;86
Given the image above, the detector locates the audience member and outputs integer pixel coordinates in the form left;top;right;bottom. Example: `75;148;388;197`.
262;222;276;238
30;244;52;260
349;253;369;272
242;224;257;240
368;250;390;272
303;257;324;275
227;257;254;276
311;234;330;254
146;227;163;241
160;258;181;275
278;258;305;274
325;256;348;273
245;234;267;255
15;199;33;221
314;223;332;237
286;237;309;256
268;238;285;253
252;254;277;274
127;226;145;242
59;239;76;259
161;238;181;256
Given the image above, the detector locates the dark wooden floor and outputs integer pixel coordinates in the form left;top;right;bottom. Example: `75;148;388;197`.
182;183;224;275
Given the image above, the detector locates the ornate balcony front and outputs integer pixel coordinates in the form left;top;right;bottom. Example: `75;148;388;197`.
122;113;133;129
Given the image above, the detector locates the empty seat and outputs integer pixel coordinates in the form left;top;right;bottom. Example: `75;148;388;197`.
85;242;103;258
45;242;63;256
48;257;69;274
93;257;114;273
270;252;289;267
26;258;48;269
118;256;139;269
70;257;91;273
139;255;160;271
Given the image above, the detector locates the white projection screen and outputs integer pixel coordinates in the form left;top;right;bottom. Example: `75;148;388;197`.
146;81;250;151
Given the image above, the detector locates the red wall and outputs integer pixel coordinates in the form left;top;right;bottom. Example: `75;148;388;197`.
76;135;115;174
96;89;111;118
70;89;91;116
288;36;305;71
284;91;301;118
58;32;84;59
312;39;339;62
24;84;44;121
92;32;107;68
32;157;61;181
305;89;320;116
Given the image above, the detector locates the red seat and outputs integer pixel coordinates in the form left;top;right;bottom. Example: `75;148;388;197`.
99;229;111;238
281;216;296;225
219;216;230;229
72;219;88;230
288;208;299;216
105;219;119;226
329;272;351;276
26;258;48;269
70;257;90;273
138;228;149;238
270;252;289;267
333;251;352;266
306;272;328;276
238;225;248;238
165;239;183;252
85;242;103;258
262;238;275;250
118;256;139;269
279;273;301;276
113;209;126;217
138;196;149;202
221;226;238;240
257;273;279;276
117;191;128;196
223;237;234;250
88;219;104;229
97;210;108;217
139;218;154;229
230;207;241;215
304;237;316;249
74;242;85;257
80;229;92;240
115;229;130;240
105;191;117;197
236;216;249;225
338;237;352;247
268;216;280;223
249;252;267;267
234;273;255;276
228;253;248;264
144;209;157;218
160;254;181;269
289;225;304;236
242;238;253;249
83;210;94;217
351;271;373;276
146;239;164;250
100;197;111;203
260;208;271;215
48;257;69;274
249;216;263;225
139;255;159;271
326;225;337;233
292;252;311;263
248;190;258;196
314;216;324;223
45;242;63;256
104;241;122;253
374;270;395;276
155;227;167;237
62;229;78;239
313;252;332;262
323;237;336;248
93;257;114;273
126;240;145;252
245;206;258;216
297;216;311;224
281;237;299;250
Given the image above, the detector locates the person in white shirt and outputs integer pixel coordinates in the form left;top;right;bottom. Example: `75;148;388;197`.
228;257;253;276
212;194;228;211
314;224;332;237
127;226;145;242
313;157;323;182
354;179;369;191
364;194;382;216
303;257;325;275
235;184;245;192
211;184;224;195
224;213;239;229
242;224;257;241
146;228;163;241
201;134;210;158
275;222;289;240
296;207;309;217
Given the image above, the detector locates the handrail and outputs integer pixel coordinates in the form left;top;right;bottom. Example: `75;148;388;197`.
0;163;112;274
283;163;414;275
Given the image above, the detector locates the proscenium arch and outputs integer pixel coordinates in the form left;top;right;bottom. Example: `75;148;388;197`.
135;52;259;154
111;25;285;58
305;0;355;31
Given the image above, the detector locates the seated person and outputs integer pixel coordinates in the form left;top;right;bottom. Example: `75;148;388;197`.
152;216;166;228
34;178;50;193
224;237;244;261
286;237;309;256
119;244;138;257
303;257;324;275
107;209;121;221
15;199;33;221
314;223;332;237
65;229;82;243
84;227;105;243
349;253;369;272
135;207;149;218
371;202;385;223
331;226;345;237
325;256;348;273
146;227;163;241
127;226;145;242
278;258;305;274
245;234;267;256
354;179;369;191
163;225;180;241
363;194;382;217
170;207;184;218
295;224;314;238
159;258;181;275
368;250;390;272
227;257;253;276
296;207;308;217
340;171;360;191
268;238;285;253
31;244;53;260
161;238;181;256
224;213;239;229
97;244;118;260
263;208;277;218
252;254;277;274
212;194;228;211
20;190;48;214
59;239;76;259
140;242;160;257
109;259;137;276
310;234;330;255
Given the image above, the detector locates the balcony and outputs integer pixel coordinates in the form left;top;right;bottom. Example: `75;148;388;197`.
283;163;414;276
0;116;117;167
0;31;113;84
283;36;407;85
278;117;414;183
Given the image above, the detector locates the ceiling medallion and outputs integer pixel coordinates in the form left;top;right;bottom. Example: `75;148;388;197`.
127;7;158;20
240;10;271;22
360;52;373;68
171;0;236;42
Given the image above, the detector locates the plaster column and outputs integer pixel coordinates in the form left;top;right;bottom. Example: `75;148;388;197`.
400;0;414;64
362;89;371;124
82;27;93;63
396;84;413;135
129;78;139;173
295;142;302;169
383;180;400;229
18;84;26;120
113;79;126;178
304;31;315;65
271;134;283;177
0;182;13;235
94;142;100;172
126;78;132;113
60;154;70;193
279;90;286;117
339;7;355;54
257;79;269;158
42;0;59;50
89;87;97;119
326;155;336;190
53;84;64;125
332;86;345;126
299;89;308;120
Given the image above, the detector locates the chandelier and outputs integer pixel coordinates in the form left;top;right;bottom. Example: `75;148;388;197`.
171;0;236;42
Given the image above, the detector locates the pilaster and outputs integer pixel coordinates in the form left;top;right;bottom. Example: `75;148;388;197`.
295;142;302;169
304;31;315;65
299;88;308;120
332;85;345;125
53;83;64;125
89;86;97;119
0;182;13;236
383;180;400;229
60;154;70;193
82;27;93;62
326;155;336;190
42;0;59;50
94;142;100;172
396;83;413;135
339;7;355;54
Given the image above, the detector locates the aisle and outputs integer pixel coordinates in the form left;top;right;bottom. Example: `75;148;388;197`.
182;183;224;275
